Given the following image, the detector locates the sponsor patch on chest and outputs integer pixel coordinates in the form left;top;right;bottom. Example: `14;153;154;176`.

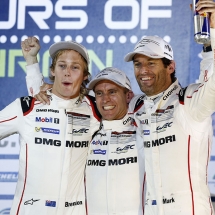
67;112;90;126
144;135;176;148
110;131;136;144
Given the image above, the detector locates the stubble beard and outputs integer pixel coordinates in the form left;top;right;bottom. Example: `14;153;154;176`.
138;80;154;96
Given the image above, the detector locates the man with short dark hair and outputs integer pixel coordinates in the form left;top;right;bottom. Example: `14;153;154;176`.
125;1;215;214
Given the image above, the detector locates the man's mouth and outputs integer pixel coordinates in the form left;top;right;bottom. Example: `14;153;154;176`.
140;77;152;81
62;82;72;86
103;105;115;110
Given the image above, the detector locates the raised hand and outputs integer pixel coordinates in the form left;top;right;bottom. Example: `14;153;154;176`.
21;36;40;65
196;0;215;28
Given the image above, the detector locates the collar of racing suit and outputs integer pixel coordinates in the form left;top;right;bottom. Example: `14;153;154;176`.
102;112;135;131
145;91;164;104
48;92;81;109
143;79;181;106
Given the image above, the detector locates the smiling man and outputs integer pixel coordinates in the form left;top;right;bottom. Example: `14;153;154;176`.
85;67;145;215
125;1;215;214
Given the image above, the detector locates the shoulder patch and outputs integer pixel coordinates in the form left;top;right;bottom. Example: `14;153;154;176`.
178;87;187;105
86;95;102;121
20;96;35;116
134;95;145;112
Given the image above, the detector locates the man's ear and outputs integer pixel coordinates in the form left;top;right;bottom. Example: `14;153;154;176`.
83;75;88;81
51;69;55;77
126;90;134;104
167;60;176;75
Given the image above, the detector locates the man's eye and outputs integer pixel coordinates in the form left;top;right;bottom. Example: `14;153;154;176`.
72;65;80;70
110;90;116;95
134;63;140;67
95;92;102;97
59;64;66;68
148;62;155;66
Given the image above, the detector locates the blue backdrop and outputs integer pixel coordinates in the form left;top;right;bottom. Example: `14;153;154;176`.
0;0;202;108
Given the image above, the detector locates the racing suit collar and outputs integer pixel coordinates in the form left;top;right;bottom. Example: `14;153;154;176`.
145;92;164;104
145;79;180;105
51;93;81;109
102;112;134;131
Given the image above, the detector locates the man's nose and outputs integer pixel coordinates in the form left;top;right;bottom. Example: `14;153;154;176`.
64;67;71;76
139;65;148;74
102;93;110;103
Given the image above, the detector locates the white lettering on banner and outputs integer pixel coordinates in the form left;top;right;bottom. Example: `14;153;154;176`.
0;0;17;29
141;0;172;29
55;0;88;29
0;0;88;30
0;0;172;30
104;0;172;30
18;0;53;29
104;0;139;29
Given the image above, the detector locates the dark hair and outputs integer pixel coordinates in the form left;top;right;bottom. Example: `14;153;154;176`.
49;49;90;99
124;88;130;94
161;58;176;83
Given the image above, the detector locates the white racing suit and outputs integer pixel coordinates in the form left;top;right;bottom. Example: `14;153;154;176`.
0;68;101;214
86;113;145;215
128;30;215;215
